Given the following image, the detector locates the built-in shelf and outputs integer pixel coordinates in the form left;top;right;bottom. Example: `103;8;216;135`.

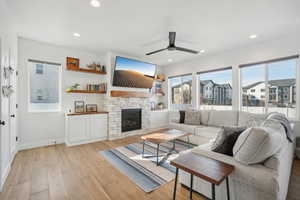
66;111;108;116
66;90;106;94
154;92;165;96
110;90;150;98
67;68;107;75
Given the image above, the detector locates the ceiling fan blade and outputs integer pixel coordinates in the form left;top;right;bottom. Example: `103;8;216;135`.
175;46;199;54
146;48;167;55
169;32;176;46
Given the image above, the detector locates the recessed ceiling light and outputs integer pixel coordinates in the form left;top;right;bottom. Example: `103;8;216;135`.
90;0;101;7
200;49;205;53
73;32;80;37
249;34;257;39
168;58;173;62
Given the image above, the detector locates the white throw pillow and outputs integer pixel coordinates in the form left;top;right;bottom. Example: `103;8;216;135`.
233;125;284;165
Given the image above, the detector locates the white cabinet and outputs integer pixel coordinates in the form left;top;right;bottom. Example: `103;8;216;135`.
65;113;108;146
90;114;107;140
149;110;169;129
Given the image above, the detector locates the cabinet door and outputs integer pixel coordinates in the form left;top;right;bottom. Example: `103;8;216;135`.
90;114;107;140
67;115;89;143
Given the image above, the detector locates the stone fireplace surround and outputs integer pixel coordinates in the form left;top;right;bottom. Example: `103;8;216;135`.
103;96;151;140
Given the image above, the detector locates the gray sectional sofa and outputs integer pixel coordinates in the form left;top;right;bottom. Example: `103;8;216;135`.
168;110;295;200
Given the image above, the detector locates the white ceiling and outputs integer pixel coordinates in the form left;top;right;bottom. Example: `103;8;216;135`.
4;0;300;65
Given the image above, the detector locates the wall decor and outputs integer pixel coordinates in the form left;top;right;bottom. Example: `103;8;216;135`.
86;104;98;112
74;101;85;113
2;85;14;97
66;57;80;70
4;66;14;79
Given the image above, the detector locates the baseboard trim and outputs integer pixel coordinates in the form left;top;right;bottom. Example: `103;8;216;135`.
0;164;11;192
18;138;65;150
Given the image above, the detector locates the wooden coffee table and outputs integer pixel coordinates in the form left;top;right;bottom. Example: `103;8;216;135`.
141;128;192;166
171;152;235;200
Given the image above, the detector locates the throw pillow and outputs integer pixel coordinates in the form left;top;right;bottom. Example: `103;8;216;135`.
179;110;185;123
211;127;246;156
233;126;284;165
184;111;201;125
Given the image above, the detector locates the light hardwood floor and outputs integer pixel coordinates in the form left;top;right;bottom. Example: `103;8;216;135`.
1;135;299;200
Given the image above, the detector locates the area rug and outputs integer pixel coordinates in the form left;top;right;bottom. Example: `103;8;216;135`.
100;140;193;192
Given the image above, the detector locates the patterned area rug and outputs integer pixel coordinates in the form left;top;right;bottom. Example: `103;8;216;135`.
100;140;193;192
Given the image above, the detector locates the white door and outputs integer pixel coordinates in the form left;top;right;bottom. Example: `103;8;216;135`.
8;47;17;157
90;114;107;140
67;115;90;143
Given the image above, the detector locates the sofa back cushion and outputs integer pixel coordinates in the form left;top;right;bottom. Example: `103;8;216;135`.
169;110;180;123
184;110;201;125
200;110;211;125
233;120;285;165
238;111;266;127
207;110;238;127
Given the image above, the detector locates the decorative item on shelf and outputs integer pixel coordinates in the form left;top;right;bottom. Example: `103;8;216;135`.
157;102;164;110
86;104;98;112
155;74;165;82
86;83;107;92
101;65;106;73
66;57;80;70
2;85;14;97
152;82;164;96
66;83;81;92
4;66;14;79
74;101;85;113
150;101;156;110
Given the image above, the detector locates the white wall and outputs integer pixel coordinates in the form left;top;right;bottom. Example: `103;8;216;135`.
18;38;106;149
162;33;300;136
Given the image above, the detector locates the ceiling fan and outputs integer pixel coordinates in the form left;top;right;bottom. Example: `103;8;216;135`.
146;32;199;55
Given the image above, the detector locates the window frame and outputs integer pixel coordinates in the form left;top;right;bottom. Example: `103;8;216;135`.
197;67;233;110
239;55;299;120
27;59;62;113
168;73;193;108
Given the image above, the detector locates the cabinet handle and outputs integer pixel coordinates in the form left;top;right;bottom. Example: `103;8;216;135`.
0;121;5;126
10;114;15;118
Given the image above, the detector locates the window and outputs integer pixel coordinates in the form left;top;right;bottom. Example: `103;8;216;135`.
198;68;232;110
240;56;298;118
267;58;297;118
241;64;265;114
169;74;192;109
28;60;61;112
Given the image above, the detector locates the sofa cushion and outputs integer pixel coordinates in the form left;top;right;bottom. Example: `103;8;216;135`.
238;111;266;127
169;122;198;134
207;110;238;127
169;111;180;123
178;135;211;146
190;147;281;196
184;111;201;125
200;110;211;125
194;126;222;139
233;123;285;165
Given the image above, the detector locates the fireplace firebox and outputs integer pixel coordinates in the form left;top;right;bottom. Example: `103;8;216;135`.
121;109;142;132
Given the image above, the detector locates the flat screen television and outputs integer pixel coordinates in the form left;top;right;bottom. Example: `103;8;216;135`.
112;56;156;89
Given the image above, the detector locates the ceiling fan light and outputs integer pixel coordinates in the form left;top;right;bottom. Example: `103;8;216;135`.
90;0;101;7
